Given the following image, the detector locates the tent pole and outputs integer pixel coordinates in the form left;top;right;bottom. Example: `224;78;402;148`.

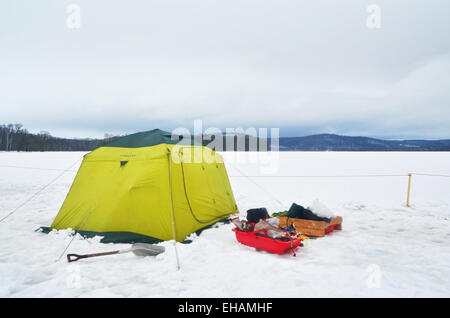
168;150;181;270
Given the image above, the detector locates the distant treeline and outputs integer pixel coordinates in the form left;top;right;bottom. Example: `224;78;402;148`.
0;124;265;152
2;124;449;152
0;123;121;151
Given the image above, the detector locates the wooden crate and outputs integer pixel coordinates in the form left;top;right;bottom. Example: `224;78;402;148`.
276;215;343;237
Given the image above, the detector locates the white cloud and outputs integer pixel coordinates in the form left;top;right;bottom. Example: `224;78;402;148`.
0;0;449;139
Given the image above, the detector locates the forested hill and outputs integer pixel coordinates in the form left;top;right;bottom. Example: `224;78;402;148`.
1;124;449;151
277;134;450;151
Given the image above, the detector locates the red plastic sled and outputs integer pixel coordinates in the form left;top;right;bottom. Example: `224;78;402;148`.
232;228;303;255
325;224;336;234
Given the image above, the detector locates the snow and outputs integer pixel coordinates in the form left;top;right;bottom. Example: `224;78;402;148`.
307;199;335;218
0;151;449;297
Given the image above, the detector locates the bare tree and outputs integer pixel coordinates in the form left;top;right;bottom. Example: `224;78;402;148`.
5;124;14;151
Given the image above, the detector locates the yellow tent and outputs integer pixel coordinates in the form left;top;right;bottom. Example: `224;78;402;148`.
43;129;238;243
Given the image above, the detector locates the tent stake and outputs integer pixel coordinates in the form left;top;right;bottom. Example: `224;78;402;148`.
406;173;412;207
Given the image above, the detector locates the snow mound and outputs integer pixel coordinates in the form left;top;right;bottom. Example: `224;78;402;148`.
308;199;335;218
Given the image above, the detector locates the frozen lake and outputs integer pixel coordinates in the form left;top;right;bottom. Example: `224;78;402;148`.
0;151;449;297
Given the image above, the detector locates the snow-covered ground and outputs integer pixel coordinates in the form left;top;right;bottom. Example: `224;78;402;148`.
0;151;449;297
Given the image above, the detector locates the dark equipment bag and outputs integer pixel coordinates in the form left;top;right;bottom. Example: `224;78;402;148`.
246;208;269;223
286;203;331;223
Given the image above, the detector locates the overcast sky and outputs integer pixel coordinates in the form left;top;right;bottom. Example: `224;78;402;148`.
1;0;449;139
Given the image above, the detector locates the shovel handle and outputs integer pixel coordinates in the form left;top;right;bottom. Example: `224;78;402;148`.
67;254;86;262
67;250;119;263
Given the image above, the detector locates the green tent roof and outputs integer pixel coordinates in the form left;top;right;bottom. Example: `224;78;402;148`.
104;129;200;148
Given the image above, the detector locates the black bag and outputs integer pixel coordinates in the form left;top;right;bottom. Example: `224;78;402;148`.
246;208;269;223
286;203;331;223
